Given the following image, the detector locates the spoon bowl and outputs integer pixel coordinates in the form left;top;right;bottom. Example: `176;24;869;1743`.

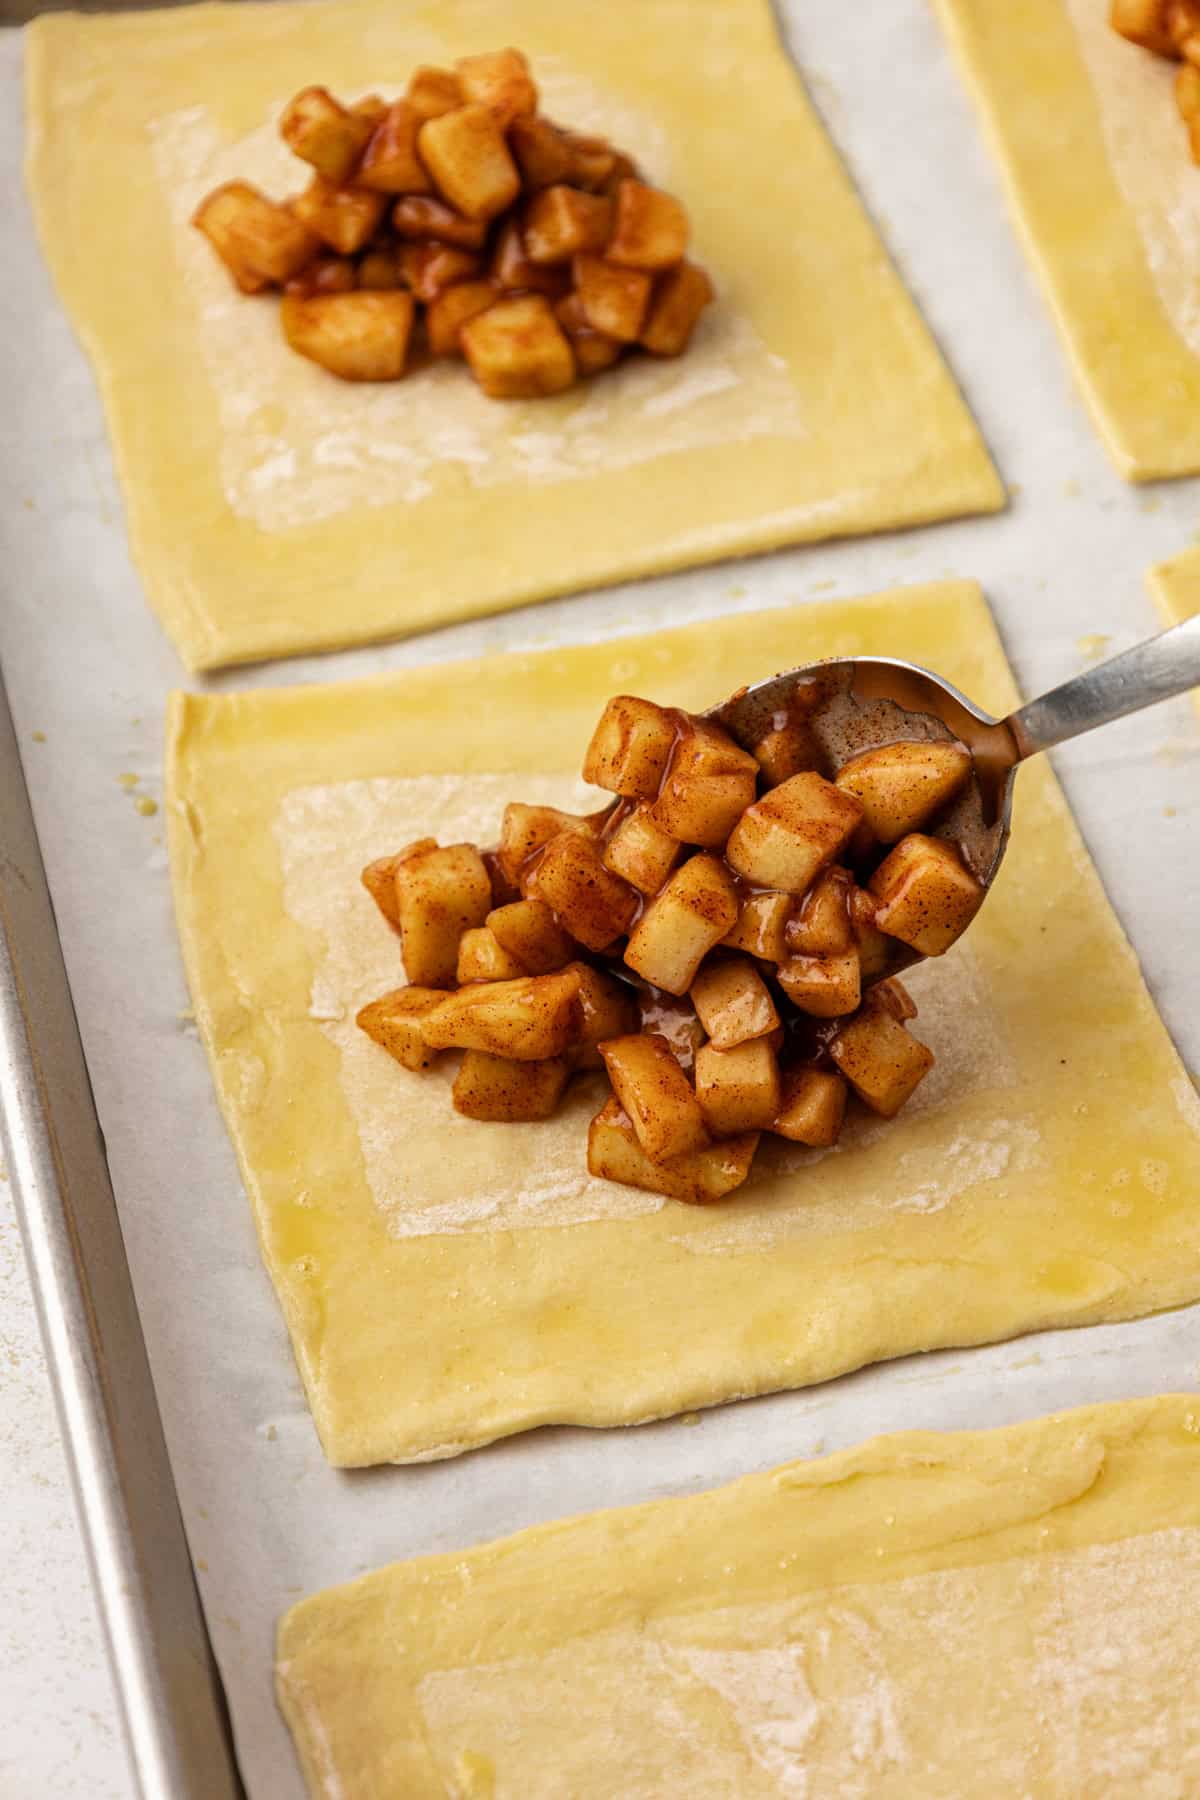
710;610;1200;895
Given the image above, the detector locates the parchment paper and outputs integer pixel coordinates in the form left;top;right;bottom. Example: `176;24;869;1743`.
3;5;1200;1795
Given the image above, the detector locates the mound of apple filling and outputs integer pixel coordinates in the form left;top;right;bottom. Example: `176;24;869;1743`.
193;48;711;395
356;696;986;1203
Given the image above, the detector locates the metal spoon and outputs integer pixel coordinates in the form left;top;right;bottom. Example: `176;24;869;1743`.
711;612;1200;890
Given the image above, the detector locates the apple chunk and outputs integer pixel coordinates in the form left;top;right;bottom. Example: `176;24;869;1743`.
421;969;581;1060
461;294;576;398
695;1038;782;1135
624;854;739;995
599;1033;709;1162
583;696;677;799
607;179;689;269
787;867;855;956
570;964;639;1069
640;259;713;355
456;927;527;983
690;957;779;1050
772;1067;847;1147
425;281;496;357
777;950;861;1018
528;832;637;951
406;66;464;121
835;741;972;843
523;187;612;264
456;48;538;123
602;804;682;894
356;985;445;1072
281;291;414;382
727;772;863;896
485;898;574;973
280;87;374;184
193;182;319;292
452;1052;569;1121
573;254;651;341
869;834;984;956
418;102;521;220
291;177;387;254
358;100;433;194
721;891;792;962
829;999;934;1117
360;838;435;930
587;1098;758;1203
497;803;599;888
652;719;759;849
395;842;492;987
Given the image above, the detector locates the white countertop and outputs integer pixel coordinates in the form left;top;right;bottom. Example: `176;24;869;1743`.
0;1171;132;1798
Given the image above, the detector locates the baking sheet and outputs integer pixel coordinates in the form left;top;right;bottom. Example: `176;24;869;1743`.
2;3;1200;1795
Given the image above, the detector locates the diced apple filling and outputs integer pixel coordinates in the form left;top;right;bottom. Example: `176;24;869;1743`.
497;803;599;888
603;804;683;894
485;898;574;973
869;834;984;957
193;49;711;394
456;926;527;983
356;986;445;1071
587;1098;759;1204
786;866;855;956
727;772;863;895
281;291;414;381
835;740;971;843
830;997;934;1118
652;720;759;849
395;842;492;987
599;1033;709;1161
695;1038;782;1135
624;854;739;995
456;48;539;123
462;294;576;398
570;964;639;1069
583;696;678;798
772;1068;847;1147
721;891;793;962
421;969;582;1059
354;684;995;1202
777;950;861;1019
523;186;612;263
528;832;637;951
452;1051;569;1121
690;956;779;1050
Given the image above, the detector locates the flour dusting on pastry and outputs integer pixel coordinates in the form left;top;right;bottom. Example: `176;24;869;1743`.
410;1528;1200;1797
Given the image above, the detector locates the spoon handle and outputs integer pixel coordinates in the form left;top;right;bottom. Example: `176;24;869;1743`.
1005;612;1200;759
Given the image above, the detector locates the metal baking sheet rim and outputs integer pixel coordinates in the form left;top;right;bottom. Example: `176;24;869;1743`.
0;669;242;1800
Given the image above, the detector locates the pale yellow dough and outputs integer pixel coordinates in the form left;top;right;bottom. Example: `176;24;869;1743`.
934;0;1200;479
166;583;1200;1468
1148;548;1200;722
277;1394;1200;1797
26;0;1002;672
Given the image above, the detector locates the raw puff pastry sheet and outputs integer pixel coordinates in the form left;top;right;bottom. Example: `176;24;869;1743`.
277;1394;1200;1798
934;0;1200;479
25;0;1002;670
166;582;1200;1467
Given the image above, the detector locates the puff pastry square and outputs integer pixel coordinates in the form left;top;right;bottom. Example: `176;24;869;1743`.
166;583;1200;1467
277;1394;1200;1796
934;0;1200;479
26;0;1001;671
